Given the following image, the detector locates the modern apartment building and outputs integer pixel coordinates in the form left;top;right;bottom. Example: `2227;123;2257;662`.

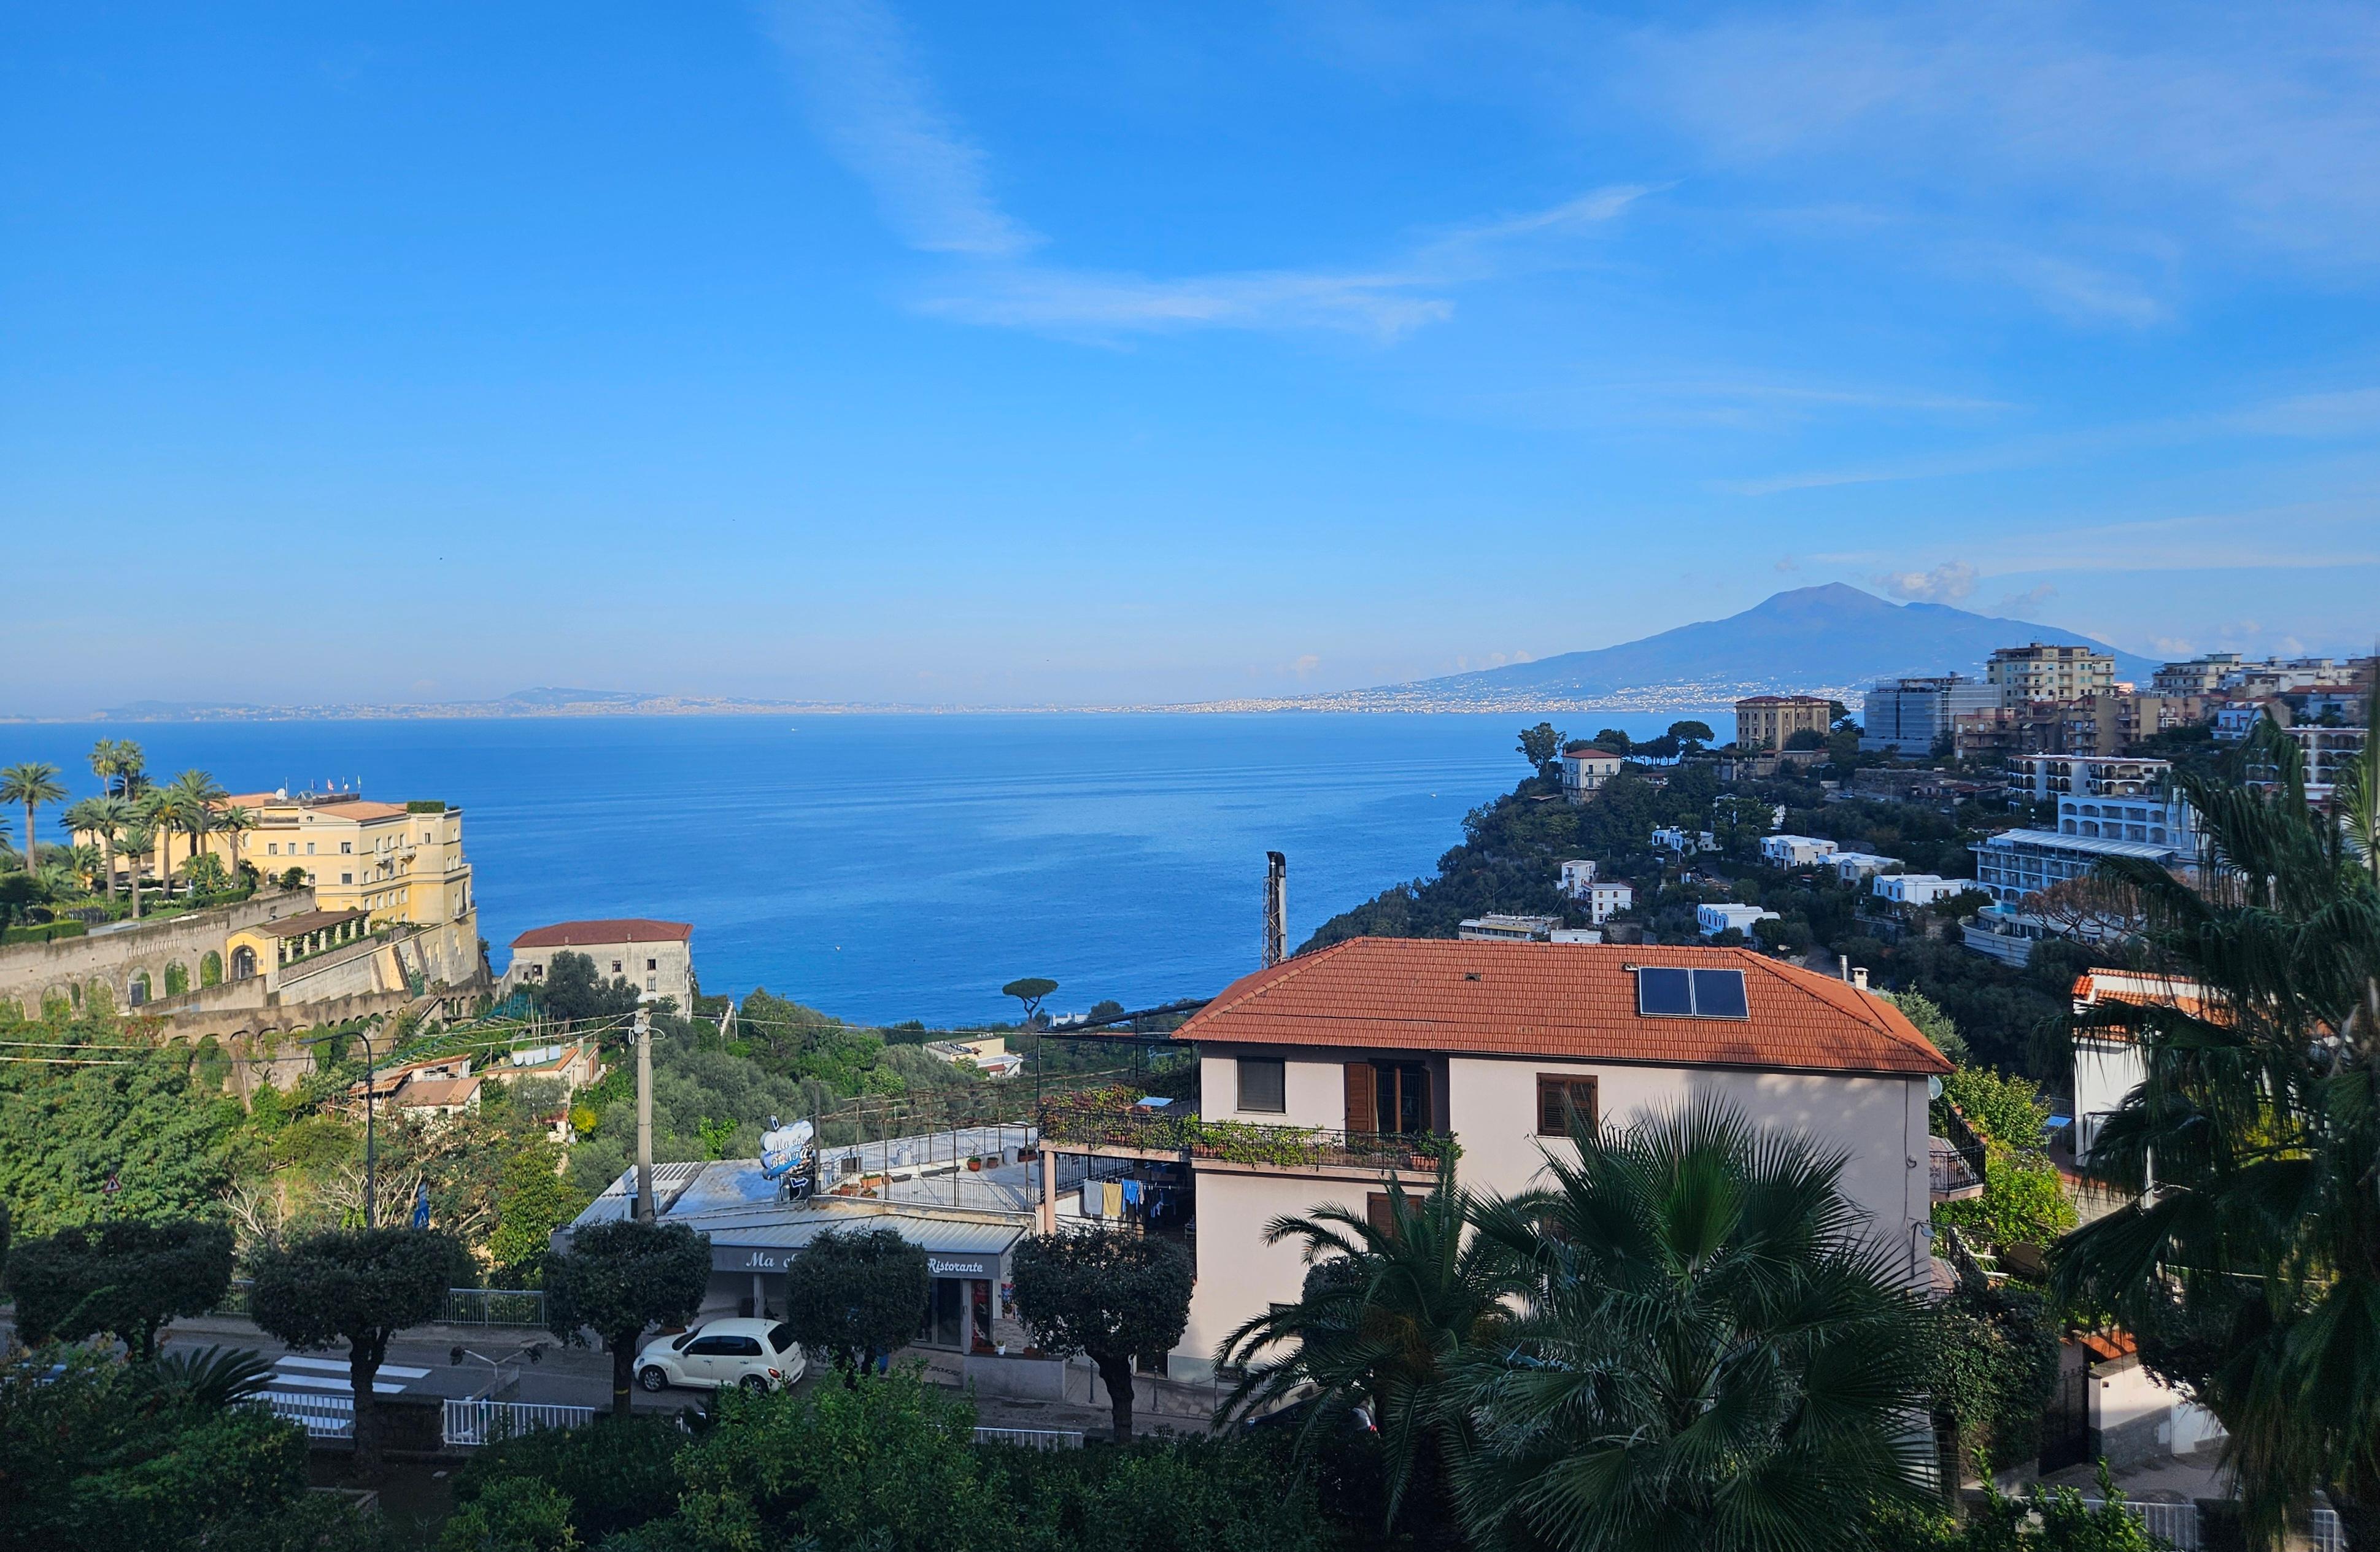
1860;675;1999;755
1032;940;1954;1382
2006;755;2174;805
1734;695;1834;751
1987;644;2117;706
506;919;695;1007
1558;747;1624;803
2149;654;2244;697
1969;827;2192;906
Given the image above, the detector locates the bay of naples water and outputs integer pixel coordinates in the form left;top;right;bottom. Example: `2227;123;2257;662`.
3;711;1720;1027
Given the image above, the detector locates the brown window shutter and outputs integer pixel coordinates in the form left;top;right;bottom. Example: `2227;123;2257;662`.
1345;1062;1377;1134
1366;1192;1394;1235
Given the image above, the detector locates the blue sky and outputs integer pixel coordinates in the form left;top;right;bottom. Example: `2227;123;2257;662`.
4;2;2376;714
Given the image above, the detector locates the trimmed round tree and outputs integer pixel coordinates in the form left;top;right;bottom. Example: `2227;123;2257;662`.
2;1219;235;1359
544;1219;712;1416
1010;1225;1191;1440
784;1226;929;1381
247;1227;473;1473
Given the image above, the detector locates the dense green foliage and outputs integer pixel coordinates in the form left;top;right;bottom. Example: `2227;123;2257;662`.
450;1414;687;1546
0;1013;238;1235
487;1143;585;1283
247;1226;476;1467
1011;1225;1194;1440
538;950;644;1024
544;1218;713;1416
1934;1068;2079;1249
0;1347;389;1552
1929;1281;2063;1472
466;1368;1331;1552
2;1218;235;1359
784;1226;930;1377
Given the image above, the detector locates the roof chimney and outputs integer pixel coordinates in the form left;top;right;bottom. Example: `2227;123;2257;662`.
1852;967;1869;991
1264;852;1286;969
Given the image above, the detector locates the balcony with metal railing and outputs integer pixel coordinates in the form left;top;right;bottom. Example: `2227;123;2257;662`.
1035;1089;1455;1174
1930;1102;1988;1202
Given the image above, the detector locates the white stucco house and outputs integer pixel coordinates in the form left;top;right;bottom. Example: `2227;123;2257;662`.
1697;901;1780;938
1760;835;1840;868
1035;939;1955;1383
1873;873;1969;908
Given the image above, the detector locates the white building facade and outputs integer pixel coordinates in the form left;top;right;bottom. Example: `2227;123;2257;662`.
1081;941;1953;1383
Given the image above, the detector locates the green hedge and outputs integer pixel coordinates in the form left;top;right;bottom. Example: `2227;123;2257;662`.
2;921;88;945
404;800;448;814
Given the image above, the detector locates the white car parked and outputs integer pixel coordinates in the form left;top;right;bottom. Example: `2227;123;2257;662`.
635;1318;806;1394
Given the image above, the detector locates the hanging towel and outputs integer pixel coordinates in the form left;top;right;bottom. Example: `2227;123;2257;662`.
1103;1180;1125;1218
1120;1179;1143;1208
1081;1180;1102;1218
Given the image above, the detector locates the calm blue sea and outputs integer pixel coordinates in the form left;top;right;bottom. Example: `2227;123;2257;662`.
2;711;1720;1025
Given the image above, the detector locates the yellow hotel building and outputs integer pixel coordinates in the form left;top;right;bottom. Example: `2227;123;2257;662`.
75;789;475;930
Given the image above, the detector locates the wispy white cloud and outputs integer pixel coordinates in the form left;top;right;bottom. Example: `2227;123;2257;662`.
2227;387;2380;438
762;0;1644;339
1872;560;1978;603
762;0;1038;258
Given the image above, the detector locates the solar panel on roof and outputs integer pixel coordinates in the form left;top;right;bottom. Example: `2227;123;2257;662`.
1637;967;1693;1016
1691;969;1748;1019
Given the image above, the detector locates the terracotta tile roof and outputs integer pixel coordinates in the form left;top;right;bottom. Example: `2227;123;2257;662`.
1563;747;1621;760
511;918;694;949
309;801;408;820
2072;968;2218;1032
1176;938;1950;1076
394;1076;481;1110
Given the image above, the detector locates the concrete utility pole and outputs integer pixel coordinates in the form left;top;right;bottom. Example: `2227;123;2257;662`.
633;1006;655;1223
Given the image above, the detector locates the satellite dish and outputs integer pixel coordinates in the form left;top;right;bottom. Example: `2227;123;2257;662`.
1926;1076;1944;1101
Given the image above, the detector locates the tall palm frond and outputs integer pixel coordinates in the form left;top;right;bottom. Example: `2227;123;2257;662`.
1452;1100;1938;1552
2055;701;2380;1548
1215;1157;1529;1529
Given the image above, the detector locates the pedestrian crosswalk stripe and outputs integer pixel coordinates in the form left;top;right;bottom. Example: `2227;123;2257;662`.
275;1355;431;1380
265;1372;406;1395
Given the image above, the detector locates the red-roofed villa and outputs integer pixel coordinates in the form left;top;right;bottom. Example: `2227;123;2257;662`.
505;919;695;1009
1034;936;1958;1382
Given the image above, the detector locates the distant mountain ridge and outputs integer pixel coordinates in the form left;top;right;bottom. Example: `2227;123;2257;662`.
1185;584;2160;712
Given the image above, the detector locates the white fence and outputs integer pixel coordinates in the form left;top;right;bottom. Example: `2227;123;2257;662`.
2073;1498;2345;1551
442;1399;597;1448
250;1391;354;1439
973;1426;1084;1450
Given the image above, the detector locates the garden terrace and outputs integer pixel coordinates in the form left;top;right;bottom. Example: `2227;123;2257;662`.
1035;1087;1457;1172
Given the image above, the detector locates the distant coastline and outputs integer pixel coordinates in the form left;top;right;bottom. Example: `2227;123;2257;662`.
6;684;1765;724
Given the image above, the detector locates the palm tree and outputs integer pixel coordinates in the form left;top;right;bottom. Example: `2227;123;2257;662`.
1216;1158;1529;1531
134;791;175;902
0;762;66;876
215;804;257;886
115;825;153;919
98;738;148;798
64;795;131;900
2054;705;2380;1549
1451;1101;1938;1552
164;770;228;895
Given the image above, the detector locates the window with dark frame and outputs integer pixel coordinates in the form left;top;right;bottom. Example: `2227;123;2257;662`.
1537;1075;1599;1137
1237;1057;1287;1113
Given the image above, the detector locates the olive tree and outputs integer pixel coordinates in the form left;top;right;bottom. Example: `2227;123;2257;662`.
1010;1225;1191;1440
544;1219;711;1416
247;1227;473;1472
2;1219;235;1360
784;1226;928;1383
